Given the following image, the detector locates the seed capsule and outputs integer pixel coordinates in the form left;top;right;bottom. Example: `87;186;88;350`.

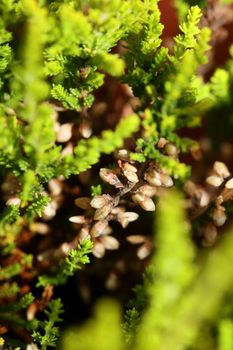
157;137;168;149
206;175;223;187
90;220;108;237
202;223;218;247
139;197;155;211
117;211;139;228
126;235;146;244
92;242;105;258
100;235;120;250
144;169;162;187
198;190;210;207
75;197;91;210
30;222;50;235
94;203;113;221
132;193;155;211
137;243;151;259
56;123;73;143
6;197;21;206
160;173;174;188
99;168;123;188
225;178;233;189
90;195;112;209
212;207;227;227
69;216;87;224
164;142;178;156
121;163;139;183
132;193;146;204
115;149;129;161
138;185;157;197
213;161;230;178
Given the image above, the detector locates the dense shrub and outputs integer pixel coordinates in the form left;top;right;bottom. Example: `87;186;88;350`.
1;0;233;349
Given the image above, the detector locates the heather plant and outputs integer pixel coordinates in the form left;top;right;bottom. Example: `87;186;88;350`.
62;190;233;350
1;0;233;349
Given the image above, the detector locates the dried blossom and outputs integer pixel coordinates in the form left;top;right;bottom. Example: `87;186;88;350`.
100;235;120;250
99;168;124;188
206;175;223;187
90;195;113;209
213;161;230;179
75;197;92;210
132;193;155;211
94;203;113;221
90;220;109;238
138;184;157;197
126;235;146;244
225;178;233;189
201;223;218;247
211;206;227;227
56;123;73;143
137;242;152;259
120;162;139;183
92;242;106;258
117;211;139;228
69;216;87;224
144;169;162;187
164;142;178;156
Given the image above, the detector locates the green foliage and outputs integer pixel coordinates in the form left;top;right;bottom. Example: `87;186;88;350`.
37;238;93;287
32;299;63;350
62;299;124;350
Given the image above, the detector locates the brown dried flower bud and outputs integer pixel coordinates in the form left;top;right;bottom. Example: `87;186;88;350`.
132;193;146;204
164;142;178;156
196;190;210;207
139;197;156;211
115;149;129;161
137;242;152;259
117;211;139;228
91;194;113;209
92;242;105;258
48;179;62;196
225;178;233;189
126;235;146;244
100;235;120;250
69;216;87;224
43;201;57;219
6;197;21;206
160;173;174;188
157;137;168;149
144;169;162;187
213;161;230;179
27;302;37;321
184;180;196;196
79;122;92;139
94;203;113;221
206;175;223;187
100;168;123;188
121;162;139;183
212;206;227;227
56;123;73;143
202;223;218;247
138;184;157;197
90;220;108;237
132;193;155;211
30;222;50;235
75;197;92;210
26;344;39;350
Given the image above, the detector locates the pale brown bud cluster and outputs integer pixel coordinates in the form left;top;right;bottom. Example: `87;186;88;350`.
69;159;174;259
187;161;233;248
126;234;152;259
